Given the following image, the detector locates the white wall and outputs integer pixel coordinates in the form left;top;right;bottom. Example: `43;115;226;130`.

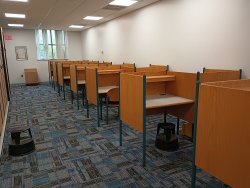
81;0;250;78
4;29;83;84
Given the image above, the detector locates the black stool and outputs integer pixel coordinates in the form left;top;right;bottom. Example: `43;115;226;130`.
9;126;35;156
157;122;176;136
155;123;179;151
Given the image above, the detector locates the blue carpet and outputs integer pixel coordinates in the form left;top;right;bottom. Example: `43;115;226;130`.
0;84;227;187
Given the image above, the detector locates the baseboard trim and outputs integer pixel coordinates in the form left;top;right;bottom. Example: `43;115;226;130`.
10;81;49;87
0;101;9;156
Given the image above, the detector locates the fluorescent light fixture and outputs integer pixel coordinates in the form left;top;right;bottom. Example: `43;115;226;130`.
4;0;28;2
109;0;138;6
83;16;103;21
5;13;26;18
8;24;24;27
69;25;84;28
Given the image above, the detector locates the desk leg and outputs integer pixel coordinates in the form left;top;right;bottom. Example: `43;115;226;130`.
119;120;122;146
86;100;89;118
77;87;79;110
164;113;167;123
82;87;85;106
177;118;180;135
143;123;146;167
97;102;100;127
63;83;66;100
71;90;74;104
100;98;103;120
106;97;109;125
58;83;60;96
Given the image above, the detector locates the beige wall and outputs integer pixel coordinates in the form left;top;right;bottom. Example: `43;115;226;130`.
4;29;83;84
81;0;250;77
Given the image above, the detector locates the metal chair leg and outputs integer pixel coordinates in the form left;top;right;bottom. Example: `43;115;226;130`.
106;97;109;125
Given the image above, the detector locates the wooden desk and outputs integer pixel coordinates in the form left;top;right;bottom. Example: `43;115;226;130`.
86;68;120;127
120;72;197;166
70;64;86;109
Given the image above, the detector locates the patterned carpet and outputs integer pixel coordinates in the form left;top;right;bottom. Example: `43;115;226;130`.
0;84;226;188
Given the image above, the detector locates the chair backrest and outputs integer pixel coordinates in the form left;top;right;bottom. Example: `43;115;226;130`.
107;88;119;102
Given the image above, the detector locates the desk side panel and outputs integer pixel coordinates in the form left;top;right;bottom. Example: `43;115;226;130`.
196;85;250;187
57;63;63;86
52;62;58;81
86;68;97;105
120;74;144;132
77;70;85;81
165;72;196;138
166;72;196;100
70;65;77;93
146;82;166;95
98;73;119;87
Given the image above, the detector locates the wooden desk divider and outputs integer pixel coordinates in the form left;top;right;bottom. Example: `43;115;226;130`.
121;63;135;72
119;71;198;166
181;70;243;138
86;68;100;126
70;64;86;109
136;65;169;76
107;64;121;69
192;79;250;188
99;64;121;71
103;61;112;65
91;60;99;64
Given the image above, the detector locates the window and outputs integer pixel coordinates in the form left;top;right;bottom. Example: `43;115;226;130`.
35;29;68;60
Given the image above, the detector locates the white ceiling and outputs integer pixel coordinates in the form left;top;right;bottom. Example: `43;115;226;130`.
0;0;160;31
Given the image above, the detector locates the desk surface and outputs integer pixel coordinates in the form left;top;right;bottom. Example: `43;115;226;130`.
78;80;86;85
98;86;118;94
64;76;70;80
98;70;121;74
146;94;194;109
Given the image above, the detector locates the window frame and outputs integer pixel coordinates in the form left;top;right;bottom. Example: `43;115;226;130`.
36;29;68;61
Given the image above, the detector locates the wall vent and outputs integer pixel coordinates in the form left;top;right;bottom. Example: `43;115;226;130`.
102;5;126;11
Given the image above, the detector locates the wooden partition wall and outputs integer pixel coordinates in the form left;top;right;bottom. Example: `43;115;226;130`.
0;27;10;153
192;79;250;188
86;68;98;106
120;73;144;132
136;65;168;76
201;70;241;82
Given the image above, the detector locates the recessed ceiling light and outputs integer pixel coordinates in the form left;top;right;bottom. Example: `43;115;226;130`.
109;0;138;7
4;0;28;2
5;13;26;18
8;24;24;27
83;16;103;21
69;25;84;28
